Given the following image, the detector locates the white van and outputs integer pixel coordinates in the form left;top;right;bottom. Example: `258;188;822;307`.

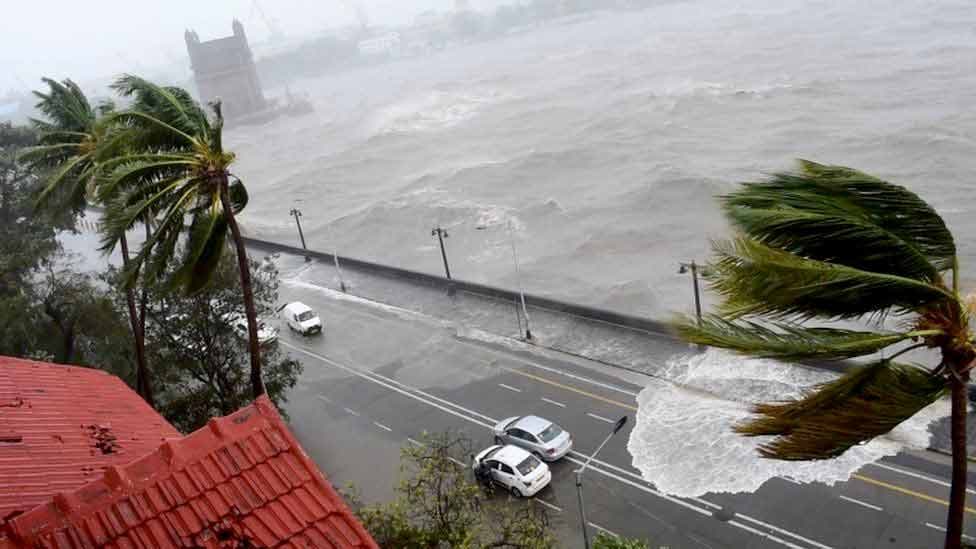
282;302;322;335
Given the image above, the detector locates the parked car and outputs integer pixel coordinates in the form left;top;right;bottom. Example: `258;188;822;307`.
226;314;279;345
281;302;322;335
492;415;573;461
471;444;551;497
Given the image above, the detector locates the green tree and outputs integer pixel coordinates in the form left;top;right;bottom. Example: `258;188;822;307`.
19;78;156;406
129;254;300;432
592;532;649;549
674;160;973;549
351;432;555;548
99;75;267;398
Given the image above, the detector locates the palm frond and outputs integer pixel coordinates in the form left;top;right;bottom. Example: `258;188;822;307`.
724;160;956;276
228;177;248;214
172;199;227;293
736;361;946;460
33;153;90;209
31;78;94;132
673;314;941;360
111;74;207;146
708;236;954;320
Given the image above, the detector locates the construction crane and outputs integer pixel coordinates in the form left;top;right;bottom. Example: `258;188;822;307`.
250;0;285;42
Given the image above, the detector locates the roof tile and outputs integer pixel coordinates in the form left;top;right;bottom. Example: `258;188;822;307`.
2;389;377;548
0;357;179;523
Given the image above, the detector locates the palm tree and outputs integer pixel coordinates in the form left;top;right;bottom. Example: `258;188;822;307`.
20;78;155;406
674;160;973;549
99;75;265;398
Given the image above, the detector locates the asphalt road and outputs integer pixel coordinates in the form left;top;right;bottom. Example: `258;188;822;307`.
273;278;976;549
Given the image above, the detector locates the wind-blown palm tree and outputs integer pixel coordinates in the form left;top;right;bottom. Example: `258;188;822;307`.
99;75;265;397
674;160;973;549
19;78;155;406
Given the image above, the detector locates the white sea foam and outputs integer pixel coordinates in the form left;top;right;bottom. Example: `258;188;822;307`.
627;349;950;497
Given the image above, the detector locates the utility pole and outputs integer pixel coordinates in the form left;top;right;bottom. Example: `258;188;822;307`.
576;416;628;549
289;208;310;262
679;260;703;323
325;223;347;292
432;227;452;279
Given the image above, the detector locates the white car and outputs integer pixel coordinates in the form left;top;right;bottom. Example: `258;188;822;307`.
281;302;322;335
472;444;551;498
226;314;279;345
493;415;573;462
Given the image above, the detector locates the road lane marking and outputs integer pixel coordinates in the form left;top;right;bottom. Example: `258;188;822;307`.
869;462;976;495
838;495;883;512
281;341;830;549
852;473;976;515
316;394;332;403
407;438;425;447
498;383;522;393
344;407;360;417
373;421;393;432
588;523;619;538
587;412;615;424
501;366;637;411
536;499;562;513
925;522;945;532
541;397;566;408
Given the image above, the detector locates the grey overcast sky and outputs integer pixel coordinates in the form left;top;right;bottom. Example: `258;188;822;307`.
1;0;489;93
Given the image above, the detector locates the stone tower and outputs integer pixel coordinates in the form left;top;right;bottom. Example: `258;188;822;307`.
184;20;266;120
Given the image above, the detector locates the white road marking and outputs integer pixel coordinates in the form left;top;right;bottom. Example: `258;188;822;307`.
839;495;883;512
344;407;360;417
541;397;566;408
535;499;562;513
373;421;393;432
279;341;832;549
926;522;946;532
407;438;425;447
316;395;332;403
588;523;619;538
870;462;976;495
587;412;615;424
498;383;522;393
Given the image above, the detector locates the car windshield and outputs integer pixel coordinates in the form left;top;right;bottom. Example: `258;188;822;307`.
516;455;541;476
537;423;563;443
297;311;315;322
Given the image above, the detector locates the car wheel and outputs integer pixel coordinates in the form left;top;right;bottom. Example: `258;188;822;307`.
510;486;522;498
494;436;503;445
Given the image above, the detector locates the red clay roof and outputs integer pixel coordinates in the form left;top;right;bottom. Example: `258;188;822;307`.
0;356;180;524
2;394;378;549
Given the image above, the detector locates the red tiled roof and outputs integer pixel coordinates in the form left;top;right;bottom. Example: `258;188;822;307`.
2;395;378;549
0;356;180;523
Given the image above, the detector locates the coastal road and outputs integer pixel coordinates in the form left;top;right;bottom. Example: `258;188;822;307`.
275;279;976;549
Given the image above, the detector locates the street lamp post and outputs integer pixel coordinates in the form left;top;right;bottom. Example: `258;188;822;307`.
325;223;347;292
477;222;533;340
431;227;452;279
678;260;703;323
289;208;310;262
576;416;628;549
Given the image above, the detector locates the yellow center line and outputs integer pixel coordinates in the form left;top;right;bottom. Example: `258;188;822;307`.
499;365;638;411
852;474;976;515
500;363;971;514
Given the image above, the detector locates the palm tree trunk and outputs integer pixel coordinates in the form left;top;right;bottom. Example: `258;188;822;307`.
220;177;265;398
946;369;970;549
119;233;153;407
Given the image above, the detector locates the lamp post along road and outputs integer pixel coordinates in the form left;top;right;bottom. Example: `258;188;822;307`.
326;224;347;292
432;227;455;295
576;416;627;549
679;260;703;323
289;208;310;262
476;222;533;340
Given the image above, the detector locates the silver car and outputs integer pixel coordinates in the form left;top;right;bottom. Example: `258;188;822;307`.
492;415;573;461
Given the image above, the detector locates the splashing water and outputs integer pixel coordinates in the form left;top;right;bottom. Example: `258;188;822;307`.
626;349;950;497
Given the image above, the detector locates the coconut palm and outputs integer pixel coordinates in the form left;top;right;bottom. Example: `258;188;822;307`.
98;75;265;397
674;160;973;549
19;78;155;406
